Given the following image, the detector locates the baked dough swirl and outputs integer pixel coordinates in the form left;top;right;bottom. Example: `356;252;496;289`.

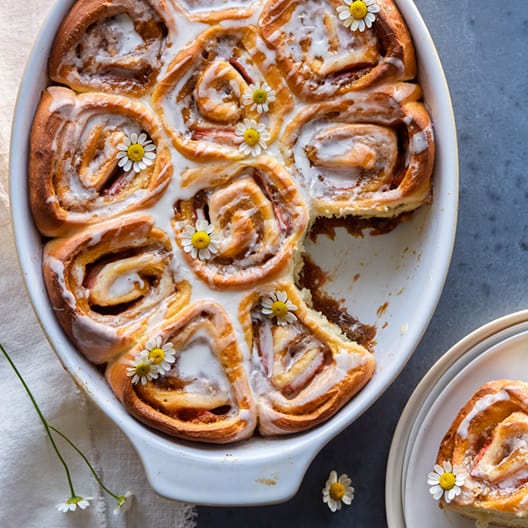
42;214;191;364
106;301;256;443
152;24;292;161
239;282;375;435
281;83;434;218
175;0;255;23
173;156;309;287
29;87;173;237
258;0;416;101
435;380;528;527
49;0;173;96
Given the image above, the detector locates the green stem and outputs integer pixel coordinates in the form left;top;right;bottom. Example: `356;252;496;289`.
0;344;76;498
49;425;120;501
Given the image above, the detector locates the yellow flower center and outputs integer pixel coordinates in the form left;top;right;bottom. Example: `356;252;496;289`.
271;300;289;318
243;128;261;146
349;0;368;19
252;89;268;105
191;231;211;249
135;362;151;377
148;347;165;364
127;143;145;162
329;482;346;501
439;472;456;490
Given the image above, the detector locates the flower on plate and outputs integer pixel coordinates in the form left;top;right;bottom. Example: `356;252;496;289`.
181;218;219;261
336;0;379;32
113;491;133;515
126;350;159;385
235;118;270;157
322;471;355;512
261;291;297;326
56;495;93;513
427;461;465;503
145;336;176;374
116;132;157;173
242;82;276;114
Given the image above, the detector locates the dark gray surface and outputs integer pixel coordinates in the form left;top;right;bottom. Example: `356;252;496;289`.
198;1;528;526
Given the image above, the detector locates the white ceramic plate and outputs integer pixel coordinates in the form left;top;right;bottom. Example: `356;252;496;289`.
10;0;458;505
386;311;528;527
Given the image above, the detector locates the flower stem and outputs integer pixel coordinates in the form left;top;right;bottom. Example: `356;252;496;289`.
0;344;76;498
49;425;120;501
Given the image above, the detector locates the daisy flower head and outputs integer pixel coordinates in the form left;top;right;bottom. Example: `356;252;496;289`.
261;290;297;326
116;131;157;173
322;471;355;512
235;118;270;157
113;491;133;515
427;461;465;503
181;218;220;261
337;0;379;32
242;82;276;114
145;336;176;374
56;495;93;513
126;350;159;385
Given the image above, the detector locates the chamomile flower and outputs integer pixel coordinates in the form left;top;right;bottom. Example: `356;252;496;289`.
242;82;276;113
56;495;93;513
427;461;465;503
145;336;176;374
337;0;379;32
126;350;159;385
261;291;297;326
235;118;270;157
113;491;133;515
322;471;355;512
116;132;157;173
181;218;220;261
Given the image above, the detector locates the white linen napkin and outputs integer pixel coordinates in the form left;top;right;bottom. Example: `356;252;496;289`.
0;1;197;526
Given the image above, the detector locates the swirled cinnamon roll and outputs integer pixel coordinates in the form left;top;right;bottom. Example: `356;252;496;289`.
239;282;375;435
434;380;528;527
258;0;416;101
49;0;173;96
281;83;434;218
172;156;309;287
42;214;191;364
151;25;292;161
30;87;173;237
106;302;257;443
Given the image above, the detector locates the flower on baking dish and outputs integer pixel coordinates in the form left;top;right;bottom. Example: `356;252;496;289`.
242;82;276;114
427;461;465;503
181;218;220;261
125;350;159;385
337;0;379;32
322;470;355;512
145;336;176;374
261;291;298;325
116;132;157;173
235;118;270;157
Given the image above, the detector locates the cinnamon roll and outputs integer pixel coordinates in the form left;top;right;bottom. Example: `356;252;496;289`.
106;302;257;443
281;83;434;218
29;87;173;237
151;24;292;161
49;0;173;96
42;214;191;364
258;0;416;101
172;156;309;287
239;282;375;435
434;380;528;527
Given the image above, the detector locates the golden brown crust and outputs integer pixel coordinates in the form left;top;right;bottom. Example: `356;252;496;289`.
435;380;528;526
29;87;173;237
42;214;191;364
105;302;257;443
281;83;434;218
49;0;173;96
239;281;375;435
258;0;416;101
173;0;255;23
